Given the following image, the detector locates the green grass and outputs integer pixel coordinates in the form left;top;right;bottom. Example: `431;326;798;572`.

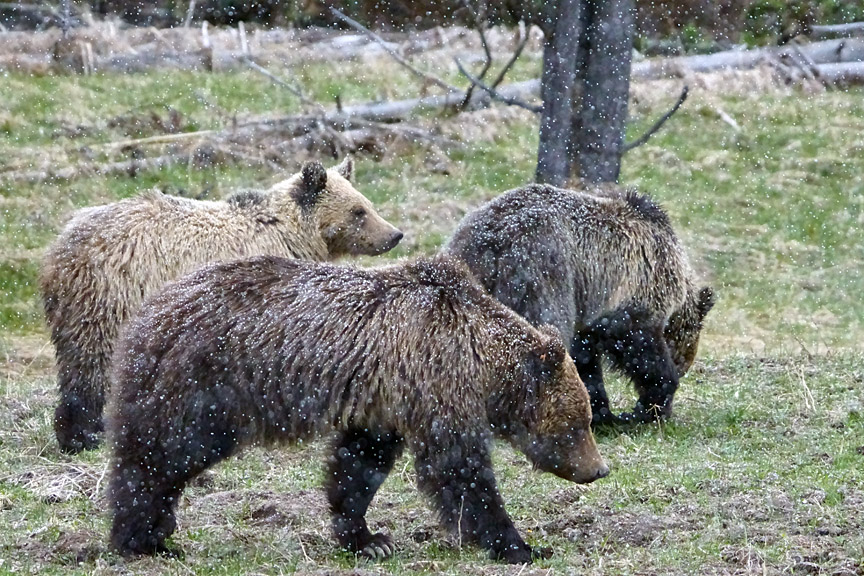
1;355;862;575
1;37;864;576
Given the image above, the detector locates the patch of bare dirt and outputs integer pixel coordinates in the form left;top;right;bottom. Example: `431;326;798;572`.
10;527;106;568
546;507;690;551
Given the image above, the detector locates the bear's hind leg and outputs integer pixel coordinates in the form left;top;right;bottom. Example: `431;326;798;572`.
109;409;240;556
413;430;545;564
54;353;108;453
326;428;404;559
109;459;184;556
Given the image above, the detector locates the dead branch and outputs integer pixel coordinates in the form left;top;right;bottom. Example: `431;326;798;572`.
489;21;530;90
101;130;217;151
0;111;460;185
457;0;493;110
242;57;325;113
622;85;688;153
184;0;196;28
786;40;824;87
329;7;459;94
455;58;542;113
715;108;741;132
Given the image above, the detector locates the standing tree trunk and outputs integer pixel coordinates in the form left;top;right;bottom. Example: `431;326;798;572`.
575;0;635;183
535;0;583;186
535;0;636;185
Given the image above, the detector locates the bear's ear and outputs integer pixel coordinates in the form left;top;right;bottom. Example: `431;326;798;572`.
697;286;715;321
293;161;328;209
335;156;354;182
530;325;567;375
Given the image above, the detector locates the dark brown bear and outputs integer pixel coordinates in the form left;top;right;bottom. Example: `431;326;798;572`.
107;255;608;564
445;184;715;425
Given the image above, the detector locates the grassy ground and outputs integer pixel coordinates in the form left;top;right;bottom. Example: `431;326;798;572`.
1;41;863;575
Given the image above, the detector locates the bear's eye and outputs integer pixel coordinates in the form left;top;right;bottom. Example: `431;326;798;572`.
352;208;367;219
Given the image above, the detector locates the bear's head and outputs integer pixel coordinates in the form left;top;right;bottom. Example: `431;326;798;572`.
517;327;609;484
665;285;715;377
276;158;403;257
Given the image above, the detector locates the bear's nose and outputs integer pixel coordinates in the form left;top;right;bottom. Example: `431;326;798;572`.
390;230;404;245
595;463;610;480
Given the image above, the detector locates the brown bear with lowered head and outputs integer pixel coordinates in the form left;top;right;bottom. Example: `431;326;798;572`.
445;183;715;425
107;255;608;564
41;158;402;454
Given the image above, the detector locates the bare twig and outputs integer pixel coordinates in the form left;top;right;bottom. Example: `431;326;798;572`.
458;0;493;110
715;107;741;132
786;39;825;88
329;7;459;93
790;40;821;72
242;57;325;113
455;58;542;113
622;85;688;152
766;55;798;85
102;130;217;151
489;22;530;90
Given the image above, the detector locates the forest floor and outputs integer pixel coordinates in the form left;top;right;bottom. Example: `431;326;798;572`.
1;22;863;576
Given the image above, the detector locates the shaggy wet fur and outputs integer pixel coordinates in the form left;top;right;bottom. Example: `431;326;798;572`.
41;159;403;454
446;184;715;425
107;255;607;564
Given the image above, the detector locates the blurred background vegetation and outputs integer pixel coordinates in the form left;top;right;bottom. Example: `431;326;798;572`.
3;0;858;44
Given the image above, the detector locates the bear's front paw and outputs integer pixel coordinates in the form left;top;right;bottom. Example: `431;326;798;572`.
620;402;668;424
591;407;624;427
359;533;394;560
489;541;534;564
117;538;182;559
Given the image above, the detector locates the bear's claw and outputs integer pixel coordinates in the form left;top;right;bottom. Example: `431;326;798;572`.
359;533;394;560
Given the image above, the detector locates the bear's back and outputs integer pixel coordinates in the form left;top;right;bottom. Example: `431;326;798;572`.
446;184;689;327
118;255;523;437
41;190;316;313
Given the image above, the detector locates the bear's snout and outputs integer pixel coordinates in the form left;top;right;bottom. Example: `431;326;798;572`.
387;230;404;249
593;462;610;481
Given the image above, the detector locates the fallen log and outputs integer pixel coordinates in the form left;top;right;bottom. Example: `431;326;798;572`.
339;79;540;121
0;111;460;184
632;38;864;80
810;61;864;85
809;22;864;41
